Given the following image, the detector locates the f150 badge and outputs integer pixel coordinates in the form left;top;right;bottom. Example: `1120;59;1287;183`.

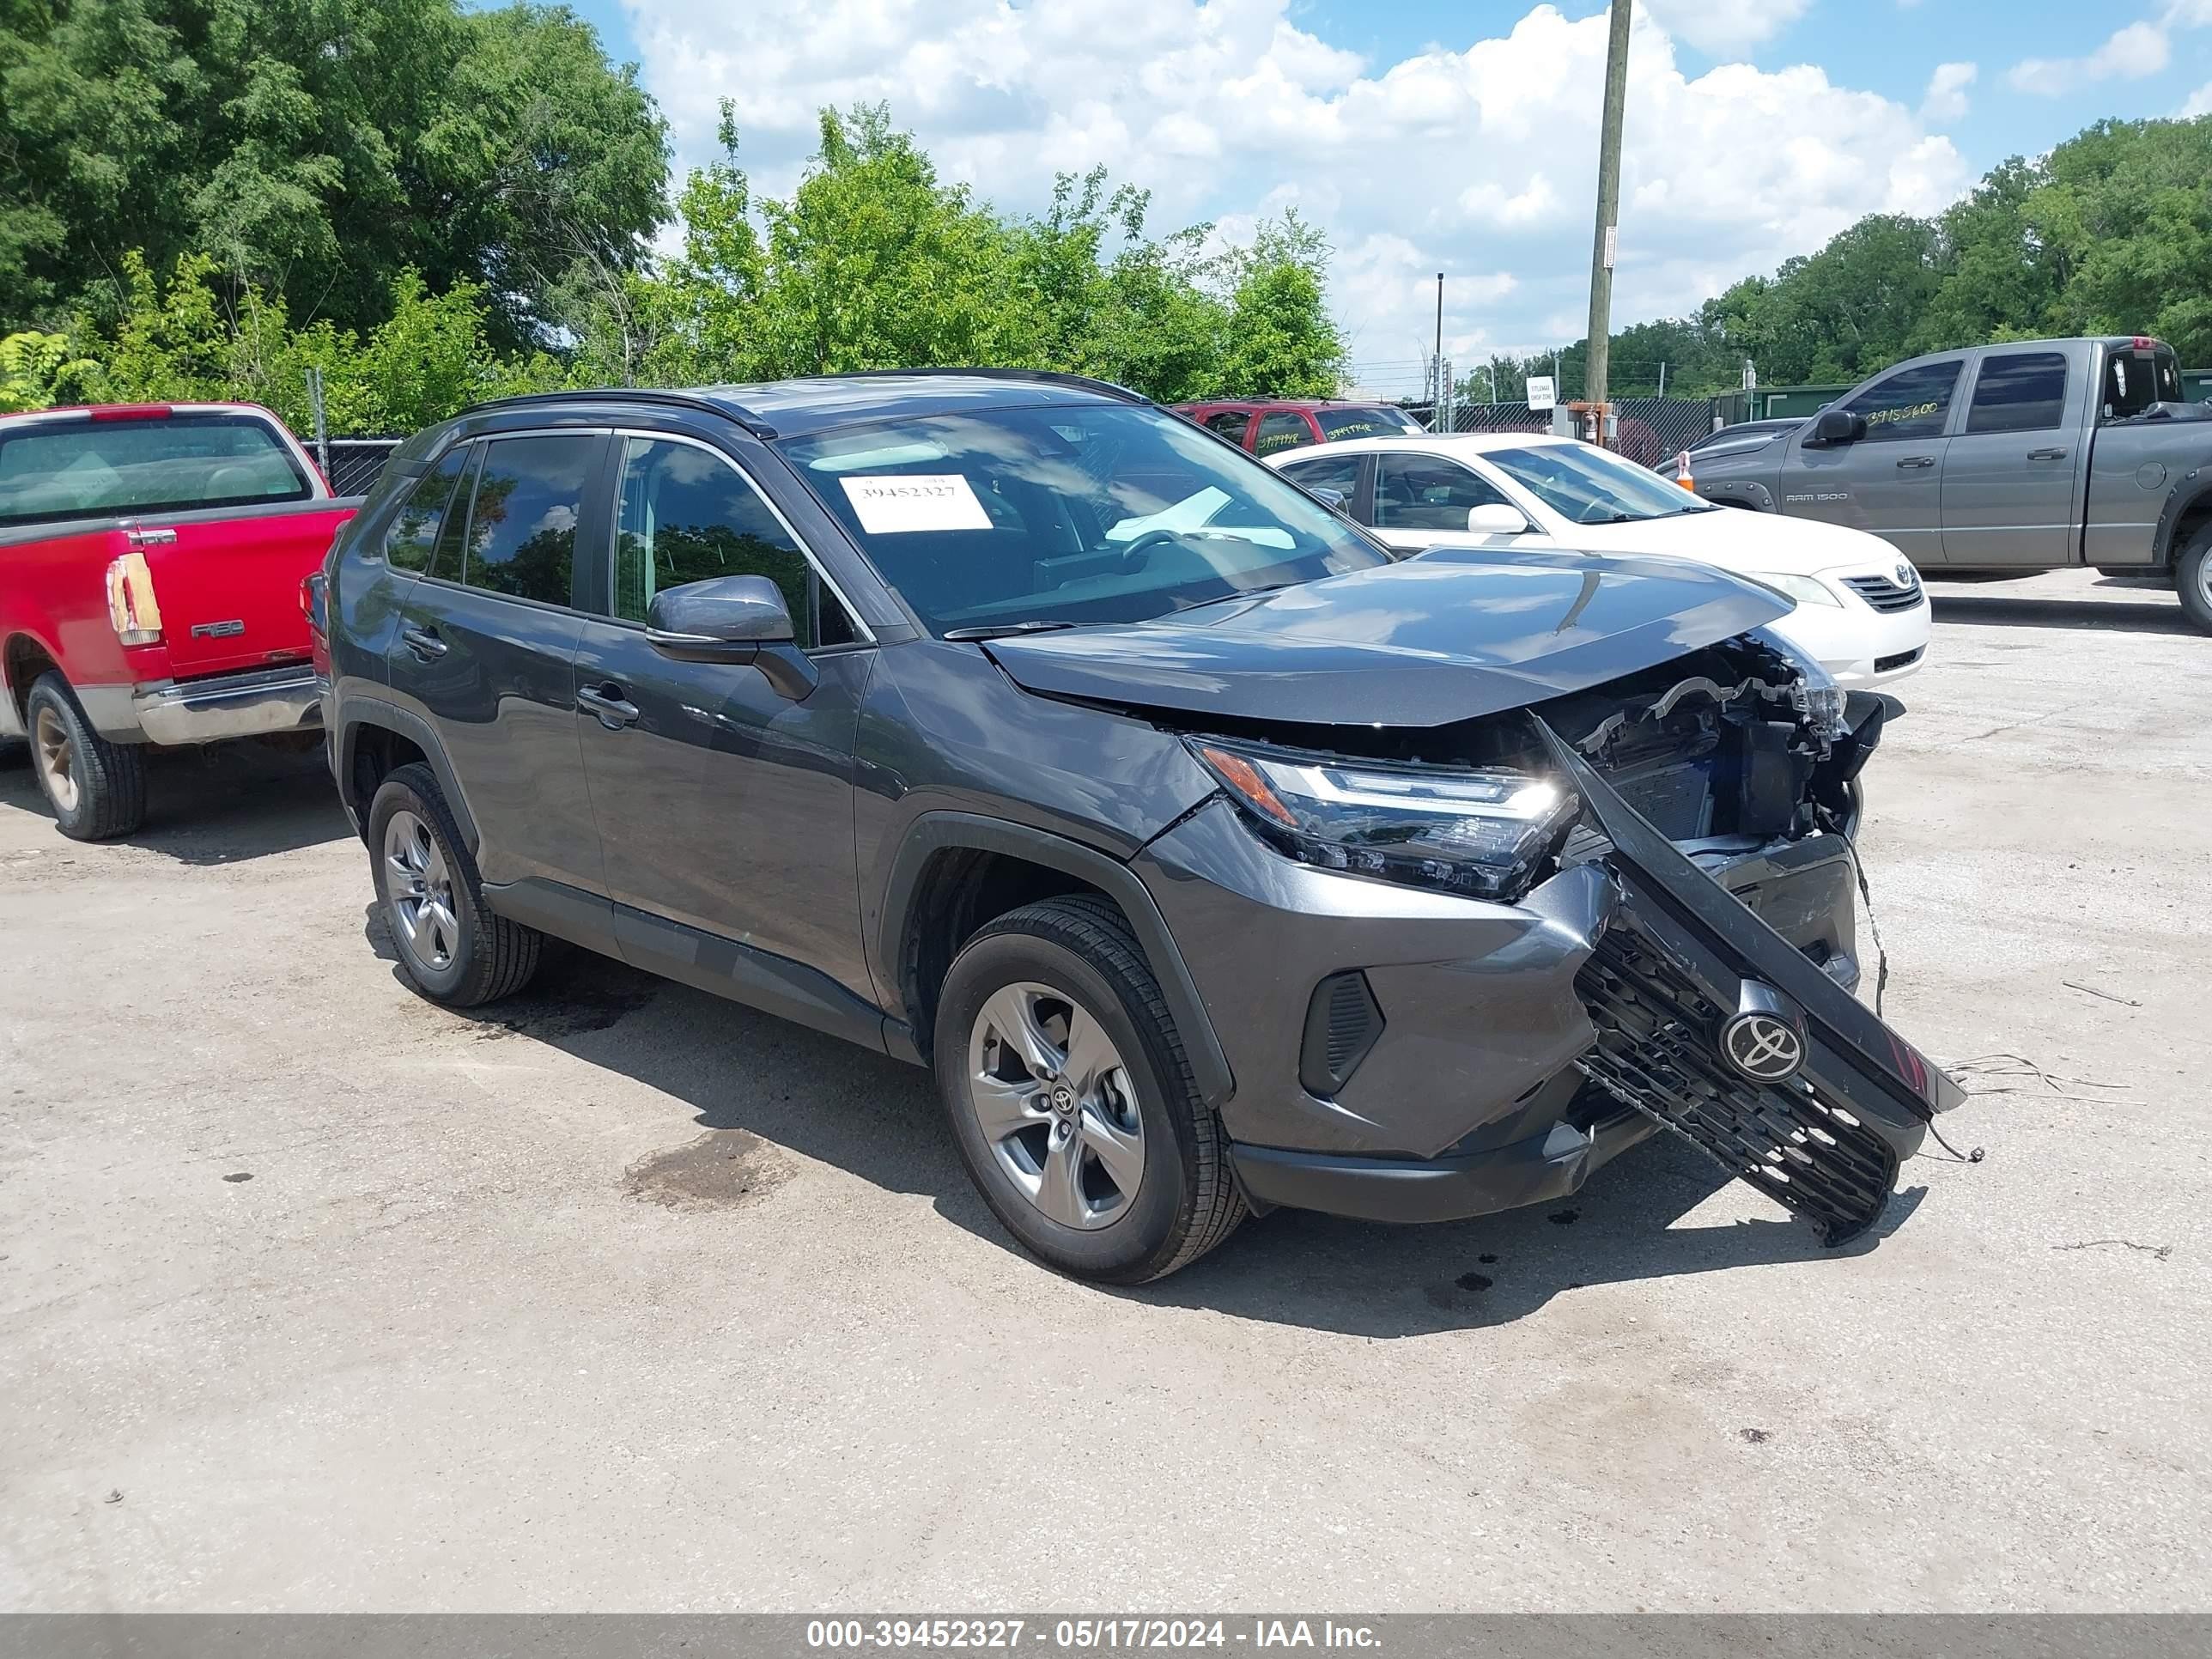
190;619;246;639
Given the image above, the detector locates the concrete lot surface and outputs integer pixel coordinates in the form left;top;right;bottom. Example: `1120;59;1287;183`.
2;568;2206;1611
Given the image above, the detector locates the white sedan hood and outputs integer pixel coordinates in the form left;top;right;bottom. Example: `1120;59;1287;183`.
1557;503;1902;577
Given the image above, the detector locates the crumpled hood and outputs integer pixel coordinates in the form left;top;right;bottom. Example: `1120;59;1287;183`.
983;548;1790;728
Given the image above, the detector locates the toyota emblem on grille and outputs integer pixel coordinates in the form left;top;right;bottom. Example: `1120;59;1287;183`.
1895;562;1915;588
1721;1012;1805;1082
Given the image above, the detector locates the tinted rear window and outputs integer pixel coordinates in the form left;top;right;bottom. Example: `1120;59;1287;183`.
455;434;598;607
0;414;310;528
1967;352;2068;434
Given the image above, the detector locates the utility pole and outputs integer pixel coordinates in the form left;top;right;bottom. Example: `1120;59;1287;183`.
1583;0;1633;426
1433;272;1443;373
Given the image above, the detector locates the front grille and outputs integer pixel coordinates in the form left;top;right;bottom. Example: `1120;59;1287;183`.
1875;647;1923;673
1842;571;1925;613
1575;925;1901;1244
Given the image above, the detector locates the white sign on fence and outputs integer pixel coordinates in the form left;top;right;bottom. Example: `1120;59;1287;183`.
1525;375;1556;412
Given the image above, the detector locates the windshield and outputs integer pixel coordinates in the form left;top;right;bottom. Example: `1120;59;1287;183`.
1484;442;1711;525
0;413;310;529
781;404;1389;635
1315;406;1421;441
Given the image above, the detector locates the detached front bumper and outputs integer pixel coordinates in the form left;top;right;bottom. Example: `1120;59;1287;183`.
1146;747;1961;1245
131;662;322;747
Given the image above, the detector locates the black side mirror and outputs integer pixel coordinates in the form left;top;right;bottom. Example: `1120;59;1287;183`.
1310;486;1349;514
1807;408;1865;447
647;574;816;699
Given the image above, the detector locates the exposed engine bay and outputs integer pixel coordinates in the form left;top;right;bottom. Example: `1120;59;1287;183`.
1537;632;1875;846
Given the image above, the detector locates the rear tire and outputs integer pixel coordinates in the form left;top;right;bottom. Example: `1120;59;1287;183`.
933;894;1245;1284
26;672;146;840
367;761;543;1007
2176;528;2212;633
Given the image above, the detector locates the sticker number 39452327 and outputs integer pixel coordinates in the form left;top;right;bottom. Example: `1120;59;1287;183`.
839;473;992;535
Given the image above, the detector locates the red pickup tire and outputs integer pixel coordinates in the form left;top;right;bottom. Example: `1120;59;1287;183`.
26;672;147;841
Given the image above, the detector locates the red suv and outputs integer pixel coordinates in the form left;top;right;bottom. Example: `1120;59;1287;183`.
1172;399;1424;458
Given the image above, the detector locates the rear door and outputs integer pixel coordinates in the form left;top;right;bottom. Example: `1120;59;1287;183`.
385;429;609;893
1940;348;2081;568
1781;356;1964;565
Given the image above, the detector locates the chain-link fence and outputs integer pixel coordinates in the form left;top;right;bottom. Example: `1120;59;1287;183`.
321;438;402;499
1410;398;1720;470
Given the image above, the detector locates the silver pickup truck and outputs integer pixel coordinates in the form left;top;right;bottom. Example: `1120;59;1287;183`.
1689;336;2212;630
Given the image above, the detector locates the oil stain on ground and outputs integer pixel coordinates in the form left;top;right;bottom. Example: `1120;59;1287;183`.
474;981;659;1042
623;1129;793;1213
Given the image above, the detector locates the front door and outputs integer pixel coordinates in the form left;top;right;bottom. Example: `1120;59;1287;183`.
385;430;609;892
1941;349;2080;568
1783;357;1964;567
570;432;877;1009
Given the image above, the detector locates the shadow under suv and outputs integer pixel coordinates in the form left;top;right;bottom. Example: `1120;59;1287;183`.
318;371;1966;1283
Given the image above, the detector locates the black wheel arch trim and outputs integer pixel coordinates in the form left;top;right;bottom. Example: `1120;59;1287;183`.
878;811;1236;1108
2154;467;2212;566
336;691;480;854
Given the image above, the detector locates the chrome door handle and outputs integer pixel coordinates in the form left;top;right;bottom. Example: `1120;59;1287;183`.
399;624;447;659
125;526;178;546
2027;447;2069;461
1895;455;1936;470
577;684;641;729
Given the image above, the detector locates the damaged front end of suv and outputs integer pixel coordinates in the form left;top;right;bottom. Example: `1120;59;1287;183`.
995;601;1966;1248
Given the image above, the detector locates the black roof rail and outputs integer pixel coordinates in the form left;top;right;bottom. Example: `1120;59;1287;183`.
457;386;779;438
814;367;1152;404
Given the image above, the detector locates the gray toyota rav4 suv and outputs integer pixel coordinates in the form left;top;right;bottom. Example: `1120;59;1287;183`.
318;371;1966;1283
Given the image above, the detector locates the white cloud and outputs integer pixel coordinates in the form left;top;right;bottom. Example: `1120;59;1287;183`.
2009;21;2171;95
1638;0;1813;56
2185;79;2212;114
1920;62;1977;124
620;0;1971;392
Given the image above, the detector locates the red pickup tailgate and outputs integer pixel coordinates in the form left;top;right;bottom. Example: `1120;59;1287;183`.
132;499;358;678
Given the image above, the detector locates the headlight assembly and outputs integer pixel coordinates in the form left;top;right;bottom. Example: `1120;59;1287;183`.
1747;572;1842;609
1188;738;1579;902
1749;623;1850;738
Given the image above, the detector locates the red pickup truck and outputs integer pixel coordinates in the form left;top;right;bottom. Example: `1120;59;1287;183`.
0;403;359;838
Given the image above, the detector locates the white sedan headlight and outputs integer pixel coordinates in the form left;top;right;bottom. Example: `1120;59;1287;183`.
1747;572;1842;608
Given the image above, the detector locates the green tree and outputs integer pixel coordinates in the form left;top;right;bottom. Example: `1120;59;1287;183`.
0;0;668;346
1216;211;1345;399
0;328;100;410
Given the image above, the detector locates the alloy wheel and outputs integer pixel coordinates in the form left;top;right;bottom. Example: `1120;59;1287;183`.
384;808;459;972
32;705;78;816
965;981;1146;1231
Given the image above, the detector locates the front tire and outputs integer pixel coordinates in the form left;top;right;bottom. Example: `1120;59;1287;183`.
933;895;1244;1284
26;672;146;840
367;761;543;1007
2176;528;2212;633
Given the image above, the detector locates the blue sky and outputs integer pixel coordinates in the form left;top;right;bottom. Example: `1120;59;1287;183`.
540;0;2209;393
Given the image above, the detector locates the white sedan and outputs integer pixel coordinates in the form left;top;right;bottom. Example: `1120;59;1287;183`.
1270;432;1930;690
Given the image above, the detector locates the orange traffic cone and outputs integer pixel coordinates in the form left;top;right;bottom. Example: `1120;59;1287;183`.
1674;450;1695;492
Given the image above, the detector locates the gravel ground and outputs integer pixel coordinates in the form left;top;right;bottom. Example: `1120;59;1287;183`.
1;567;2206;1612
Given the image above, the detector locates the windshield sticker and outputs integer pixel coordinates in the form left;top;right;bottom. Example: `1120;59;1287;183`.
839;473;992;534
